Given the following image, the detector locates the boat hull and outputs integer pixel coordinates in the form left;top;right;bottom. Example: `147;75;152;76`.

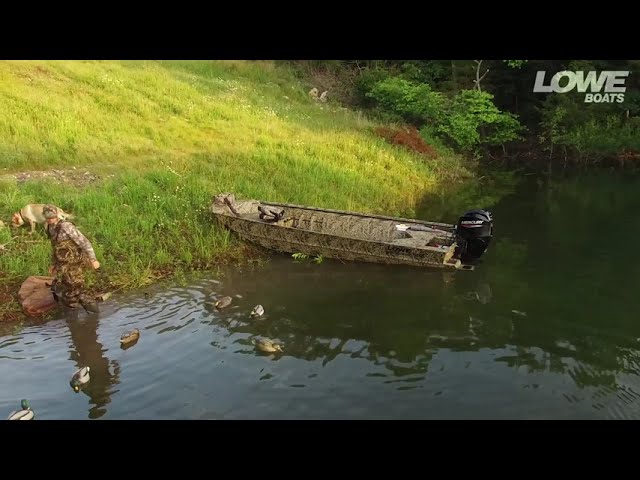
211;194;476;270
216;215;453;268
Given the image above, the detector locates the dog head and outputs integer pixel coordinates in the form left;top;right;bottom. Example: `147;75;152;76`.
11;212;24;228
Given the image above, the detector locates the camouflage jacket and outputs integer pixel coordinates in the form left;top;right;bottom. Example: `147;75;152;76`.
47;220;97;262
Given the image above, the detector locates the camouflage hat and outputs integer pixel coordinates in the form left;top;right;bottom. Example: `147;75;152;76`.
42;204;59;219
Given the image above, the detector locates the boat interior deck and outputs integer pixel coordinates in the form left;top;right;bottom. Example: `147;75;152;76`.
233;202;454;250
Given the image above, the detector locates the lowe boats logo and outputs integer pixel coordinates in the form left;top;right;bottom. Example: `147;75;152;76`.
533;70;629;103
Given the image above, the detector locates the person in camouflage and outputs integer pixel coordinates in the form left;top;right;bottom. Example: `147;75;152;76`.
43;204;101;313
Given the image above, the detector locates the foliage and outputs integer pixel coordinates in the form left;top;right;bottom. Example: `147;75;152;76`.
438;90;523;151
366;77;446;126
504;60;527;69
364;76;523;152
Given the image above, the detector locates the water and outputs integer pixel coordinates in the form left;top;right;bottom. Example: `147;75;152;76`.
3;169;640;419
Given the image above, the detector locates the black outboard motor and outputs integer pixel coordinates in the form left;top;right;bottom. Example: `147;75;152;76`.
454;209;493;264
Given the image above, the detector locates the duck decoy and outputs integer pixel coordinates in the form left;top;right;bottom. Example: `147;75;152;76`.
7;399;34;420
214;296;233;309
253;338;283;353
70;366;91;392
120;328;140;345
250;305;264;317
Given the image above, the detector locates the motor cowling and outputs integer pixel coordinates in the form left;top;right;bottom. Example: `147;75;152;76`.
454;209;493;263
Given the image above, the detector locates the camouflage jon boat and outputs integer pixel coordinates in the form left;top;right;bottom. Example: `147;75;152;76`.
210;193;493;270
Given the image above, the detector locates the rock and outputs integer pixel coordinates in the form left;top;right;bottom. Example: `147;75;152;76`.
18;276;58;316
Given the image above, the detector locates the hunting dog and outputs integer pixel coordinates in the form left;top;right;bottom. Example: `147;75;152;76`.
11;204;74;235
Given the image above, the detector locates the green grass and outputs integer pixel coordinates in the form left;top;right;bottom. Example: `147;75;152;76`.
0;60;478;321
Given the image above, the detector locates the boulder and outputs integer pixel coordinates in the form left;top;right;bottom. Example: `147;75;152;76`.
18;276;58;316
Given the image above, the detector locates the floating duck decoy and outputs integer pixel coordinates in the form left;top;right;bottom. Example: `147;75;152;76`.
214;296;233;309
7;399;34;420
250;305;264;317
253;338;283;353
475;283;492;304
120;328;140;345
70;366;91;393
97;291;112;302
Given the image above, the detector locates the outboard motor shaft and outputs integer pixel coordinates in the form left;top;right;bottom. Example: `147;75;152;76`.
454;209;493;264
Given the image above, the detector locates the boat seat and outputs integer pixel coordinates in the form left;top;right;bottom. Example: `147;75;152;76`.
392;231;437;247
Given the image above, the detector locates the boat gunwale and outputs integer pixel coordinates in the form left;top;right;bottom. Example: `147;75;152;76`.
215;199;456;230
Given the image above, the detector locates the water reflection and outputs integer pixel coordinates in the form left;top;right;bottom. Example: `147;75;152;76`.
198;238;640;418
202;262;504;386
65;314;120;419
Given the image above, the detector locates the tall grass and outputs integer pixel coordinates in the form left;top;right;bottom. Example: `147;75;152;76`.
0;60;477;321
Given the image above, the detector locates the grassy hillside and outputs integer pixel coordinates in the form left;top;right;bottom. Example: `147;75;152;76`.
0;60;477;322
